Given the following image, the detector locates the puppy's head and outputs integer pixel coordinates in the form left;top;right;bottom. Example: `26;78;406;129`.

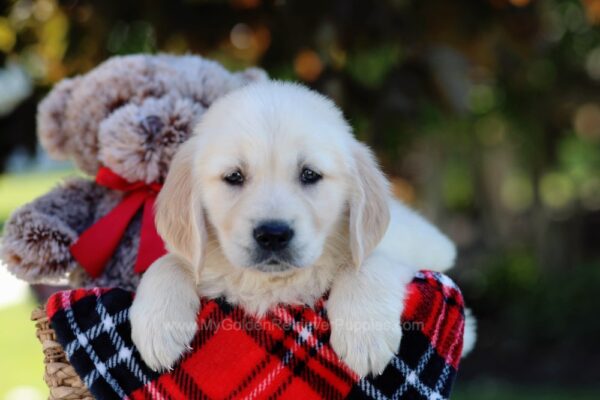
156;81;390;275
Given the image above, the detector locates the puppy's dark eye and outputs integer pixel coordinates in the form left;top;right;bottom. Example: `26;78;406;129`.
300;168;322;185
224;170;245;186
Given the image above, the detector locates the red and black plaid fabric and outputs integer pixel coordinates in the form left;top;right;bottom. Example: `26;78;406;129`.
45;270;465;400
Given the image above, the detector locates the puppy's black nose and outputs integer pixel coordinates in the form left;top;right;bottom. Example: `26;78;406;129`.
253;221;294;251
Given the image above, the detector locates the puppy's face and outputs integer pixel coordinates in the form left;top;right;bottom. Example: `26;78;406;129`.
196;111;350;272
157;82;390;275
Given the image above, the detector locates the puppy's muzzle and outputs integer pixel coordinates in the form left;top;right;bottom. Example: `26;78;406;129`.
253;220;294;252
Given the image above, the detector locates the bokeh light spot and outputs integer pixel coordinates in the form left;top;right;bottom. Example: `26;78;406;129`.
509;0;531;7
583;0;600;24
580;176;600;210
540;172;575;209
564;2;589;33
294;49;323;82
469;84;496;114
585;46;600;80
230;23;253;50
33;0;55;22
390;177;416;205
0;18;16;52
475;114;507;146
442;163;474;209
573;102;600;142
501;173;534;213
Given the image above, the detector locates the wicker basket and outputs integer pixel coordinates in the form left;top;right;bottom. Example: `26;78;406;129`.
31;307;94;400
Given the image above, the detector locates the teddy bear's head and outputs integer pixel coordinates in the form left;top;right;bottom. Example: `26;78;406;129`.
38;54;267;183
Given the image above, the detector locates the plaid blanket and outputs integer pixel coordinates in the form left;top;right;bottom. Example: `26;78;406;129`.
45;270;465;400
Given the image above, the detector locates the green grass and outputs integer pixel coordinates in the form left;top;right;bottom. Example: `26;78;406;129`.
0;297;46;399
0;170;79;227
0;170;79;399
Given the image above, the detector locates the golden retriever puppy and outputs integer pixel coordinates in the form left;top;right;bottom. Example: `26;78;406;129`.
130;81;457;377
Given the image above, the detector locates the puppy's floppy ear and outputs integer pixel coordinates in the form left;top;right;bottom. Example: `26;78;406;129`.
349;141;391;269
155;137;206;277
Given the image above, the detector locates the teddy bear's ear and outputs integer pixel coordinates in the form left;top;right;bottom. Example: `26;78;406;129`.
235;67;268;84
37;77;81;159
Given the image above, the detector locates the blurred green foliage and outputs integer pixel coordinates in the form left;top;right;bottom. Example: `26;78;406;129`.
453;383;600;400
0;169;77;229
0;296;46;399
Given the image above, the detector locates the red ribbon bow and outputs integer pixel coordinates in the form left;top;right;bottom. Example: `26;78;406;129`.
70;167;167;278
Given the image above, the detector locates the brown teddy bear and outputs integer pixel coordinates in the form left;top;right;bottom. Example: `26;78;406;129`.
1;54;266;290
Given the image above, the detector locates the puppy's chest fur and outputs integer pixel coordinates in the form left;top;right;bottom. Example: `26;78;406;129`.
196;230;350;316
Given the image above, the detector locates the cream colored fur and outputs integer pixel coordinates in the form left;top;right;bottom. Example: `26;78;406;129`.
130;81;461;376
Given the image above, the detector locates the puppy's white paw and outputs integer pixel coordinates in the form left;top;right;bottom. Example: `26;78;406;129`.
130;300;198;371
328;254;413;377
129;255;200;371
329;311;402;377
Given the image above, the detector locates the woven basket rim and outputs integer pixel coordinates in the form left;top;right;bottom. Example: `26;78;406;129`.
31;305;94;400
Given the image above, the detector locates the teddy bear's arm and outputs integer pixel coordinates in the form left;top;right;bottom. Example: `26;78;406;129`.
1;178;108;283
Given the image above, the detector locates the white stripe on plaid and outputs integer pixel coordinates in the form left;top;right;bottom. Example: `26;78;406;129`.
245;341;293;400
434;309;464;394
275;304;345;367
414;271;459;291
64;309;128;354
357;280;456;400
84;289;150;388
391;355;444;400
246;306;331;398
273;307;328;357
357;348;448;400
61;291;128;399
61;289;151;396
146;380;166;400
358;379;388;400
389;277;453;400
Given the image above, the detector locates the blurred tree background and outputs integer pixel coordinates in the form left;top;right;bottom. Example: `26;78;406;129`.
1;0;600;397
